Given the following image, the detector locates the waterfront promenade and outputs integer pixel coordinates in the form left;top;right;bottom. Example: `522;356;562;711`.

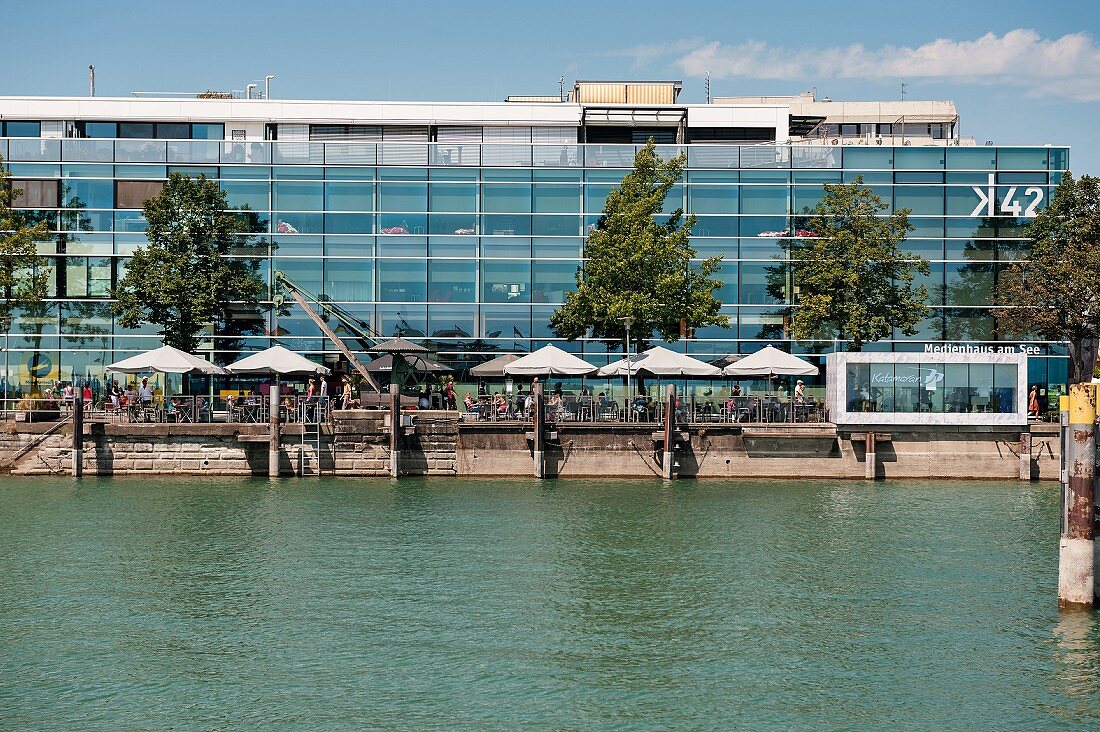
0;408;1061;481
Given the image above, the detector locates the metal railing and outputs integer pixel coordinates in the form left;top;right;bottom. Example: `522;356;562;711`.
457;394;827;424
1;137;1021;171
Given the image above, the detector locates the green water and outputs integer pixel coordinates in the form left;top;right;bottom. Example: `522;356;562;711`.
0;476;1097;731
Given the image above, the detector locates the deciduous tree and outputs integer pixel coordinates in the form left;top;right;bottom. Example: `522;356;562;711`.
997;173;1100;383
550;140;727;348
0;156;51;351
777;177;929;350
112;173;266;353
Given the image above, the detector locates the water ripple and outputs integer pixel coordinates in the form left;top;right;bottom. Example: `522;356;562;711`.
0;476;1096;730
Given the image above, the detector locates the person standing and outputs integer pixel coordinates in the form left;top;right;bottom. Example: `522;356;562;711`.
1027;385;1040;418
138;377;154;406
443;380;456;410
340;377;353;410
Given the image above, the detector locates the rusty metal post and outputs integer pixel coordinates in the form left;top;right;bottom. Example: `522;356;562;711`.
1020;432;1033;481
72;391;83;478
662;384;676;480
1059;383;1095;610
389;383;400;478
532;382;545;479
268;375;281;478
864;431;876;480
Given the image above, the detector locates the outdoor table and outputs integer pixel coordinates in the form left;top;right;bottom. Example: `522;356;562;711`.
730;396;757;423
237;401;264;423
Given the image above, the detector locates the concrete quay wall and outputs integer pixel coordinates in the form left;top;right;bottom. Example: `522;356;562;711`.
458;423;1062;481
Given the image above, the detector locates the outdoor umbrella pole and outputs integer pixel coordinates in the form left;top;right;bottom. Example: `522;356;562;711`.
269;374;281;478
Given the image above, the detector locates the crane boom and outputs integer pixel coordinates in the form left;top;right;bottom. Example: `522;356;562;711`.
274;271;382;393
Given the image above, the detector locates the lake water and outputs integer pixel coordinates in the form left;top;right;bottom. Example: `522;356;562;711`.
0;476;1097;730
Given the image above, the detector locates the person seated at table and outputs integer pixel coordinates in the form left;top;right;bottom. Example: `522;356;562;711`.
463;392;479;414
732;384;742;397
598;392;609;409
494;392;508;418
548;391;564;420
523;390;534;416
418;387;431;410
794;379;806;403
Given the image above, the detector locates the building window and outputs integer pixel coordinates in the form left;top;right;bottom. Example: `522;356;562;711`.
4;121;41;137
191;123;225;140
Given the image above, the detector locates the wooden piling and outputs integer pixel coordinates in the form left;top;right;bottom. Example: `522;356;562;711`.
864;431;876;480
389;383;400;478
532;382;545;479
1058;383;1095;610
662;384;675;480
1019;432;1033;481
72;392;83;478
268;376;281;478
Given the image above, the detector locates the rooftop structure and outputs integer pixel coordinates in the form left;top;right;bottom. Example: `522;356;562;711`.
717;91;963;146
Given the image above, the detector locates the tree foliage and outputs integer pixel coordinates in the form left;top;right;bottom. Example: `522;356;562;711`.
997;173;1100;383
779;177;929;350
111;173;266;352
549;140;727;348
0;156;50;328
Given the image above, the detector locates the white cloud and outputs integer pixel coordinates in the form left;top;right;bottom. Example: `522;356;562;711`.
670;30;1100;101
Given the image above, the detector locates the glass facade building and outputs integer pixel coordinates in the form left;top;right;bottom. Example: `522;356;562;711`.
0;126;1070;395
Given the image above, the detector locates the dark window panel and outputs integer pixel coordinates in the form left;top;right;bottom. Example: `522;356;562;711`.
11;179;59;208
116;180;165;209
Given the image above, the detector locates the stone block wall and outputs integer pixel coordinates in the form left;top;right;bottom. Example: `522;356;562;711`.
0;410;461;477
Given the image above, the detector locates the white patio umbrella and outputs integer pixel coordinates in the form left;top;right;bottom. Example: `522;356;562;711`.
107;344;225;375
598;345;721;377
224;345;330;376
225;346;331;427
469;353;522;377
107;345;225;412
723;345;819;378
503;345;596;376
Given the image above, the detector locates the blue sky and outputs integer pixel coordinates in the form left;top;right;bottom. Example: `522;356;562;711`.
4;0;1096;171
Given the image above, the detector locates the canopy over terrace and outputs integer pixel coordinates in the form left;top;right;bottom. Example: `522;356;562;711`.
503;345;597;377
723;346;819;378
598;346;722;378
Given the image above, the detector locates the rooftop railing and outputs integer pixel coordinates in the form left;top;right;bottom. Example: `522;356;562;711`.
2;138;1060;170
